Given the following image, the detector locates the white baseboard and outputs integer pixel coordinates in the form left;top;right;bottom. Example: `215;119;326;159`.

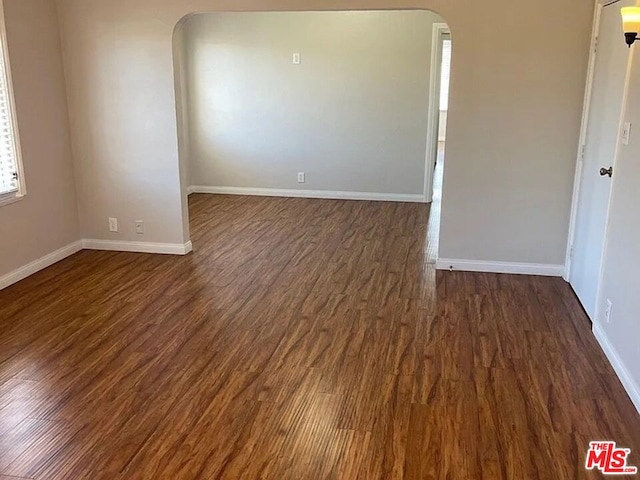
0;239;193;291
0;241;83;291
593;323;640;415
436;258;565;277
188;186;425;203
82;239;193;255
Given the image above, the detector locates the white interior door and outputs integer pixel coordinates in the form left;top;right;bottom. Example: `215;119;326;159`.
570;2;632;321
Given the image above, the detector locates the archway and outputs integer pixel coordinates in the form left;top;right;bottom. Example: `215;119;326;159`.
172;9;453;251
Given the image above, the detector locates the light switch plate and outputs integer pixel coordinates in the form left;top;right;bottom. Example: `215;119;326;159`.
622;122;632;145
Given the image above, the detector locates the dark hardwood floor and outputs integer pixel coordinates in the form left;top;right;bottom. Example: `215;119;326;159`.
0;194;638;479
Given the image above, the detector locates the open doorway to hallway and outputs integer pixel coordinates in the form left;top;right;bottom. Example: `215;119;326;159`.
428;31;452;260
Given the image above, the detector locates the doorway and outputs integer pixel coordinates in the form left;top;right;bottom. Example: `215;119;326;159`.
566;0;633;322
426;26;452;259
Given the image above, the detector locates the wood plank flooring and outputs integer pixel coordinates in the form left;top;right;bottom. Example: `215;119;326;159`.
0;194;638;479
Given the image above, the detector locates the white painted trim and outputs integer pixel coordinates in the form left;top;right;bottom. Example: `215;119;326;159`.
188;186;424;203
436;258;564;277
0;191;25;208
0;241;83;291
0;239;193;290
423;23;450;204
81;239;193;255
564;0;602;282
186;185;196;195
593;323;640;415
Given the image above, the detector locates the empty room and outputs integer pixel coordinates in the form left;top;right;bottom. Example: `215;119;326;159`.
0;0;639;478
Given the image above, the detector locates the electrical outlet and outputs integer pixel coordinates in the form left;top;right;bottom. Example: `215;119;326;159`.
605;299;613;323
135;220;145;235
108;217;118;233
293;53;301;65
297;172;305;183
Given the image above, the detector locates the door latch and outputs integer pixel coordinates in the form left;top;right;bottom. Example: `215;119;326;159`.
600;166;613;178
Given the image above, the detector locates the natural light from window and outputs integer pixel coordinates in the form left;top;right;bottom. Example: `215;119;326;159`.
0;9;22;201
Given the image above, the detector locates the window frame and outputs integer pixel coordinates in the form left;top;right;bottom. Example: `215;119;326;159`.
0;0;25;208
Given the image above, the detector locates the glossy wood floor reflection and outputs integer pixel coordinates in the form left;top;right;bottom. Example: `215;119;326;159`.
1;195;639;480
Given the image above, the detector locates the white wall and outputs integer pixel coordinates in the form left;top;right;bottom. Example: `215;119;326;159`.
55;0;593;267
596;46;640;411
182;11;440;197
0;0;79;278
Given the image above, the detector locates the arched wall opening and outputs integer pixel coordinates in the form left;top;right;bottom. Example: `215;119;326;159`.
56;0;592;269
172;9;453;251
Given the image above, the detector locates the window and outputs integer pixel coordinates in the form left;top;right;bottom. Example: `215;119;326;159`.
0;3;24;205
